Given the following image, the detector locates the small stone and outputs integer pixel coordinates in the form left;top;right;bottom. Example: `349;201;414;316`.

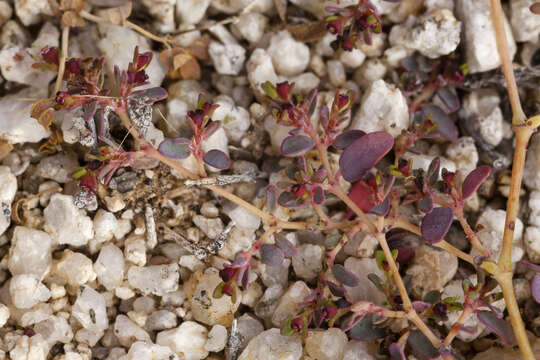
343;340;376;360
240;281;263;308
228;205;261;232
524;134;540;191
9;334;48;360
247;49;279;96
0;1;12;26
456;0;517;73
271;281;311;328
156;321;208;360
205;324;227;352
44;194;94;246
124;235;147;266
513;278;531;303
390;9;461;59
460;90;504;147
340;49;366;69
529;191;540;227
8;226;52;279
193;215;224;240
354;59;387;88
292;244;324;282
0;166;16;236
93;209;118;243
36;153;79;183
0;303;9;327
233;12;268;43
123;341;178;360
305;328;348;360
145;310;178;331
211;95;251;143
14;0;54;25
268;30;310;76
237;328;302;360
38;181;60;207
327;60;346;87
34;315;73;347
72;286;108;332
343;231;378;258
185;268;240;326
472;208;524;264
254;284;284;320
114;314;151;348
176;0;210;25
524;227;540;263
406;245;458;297
343;257;386;304
510;0;540;42
105;196;126;213
127;264;179;296
209;41;246;75
201;202;219;218
54;250;96;287
349;79;409;137
0;87;49;144
446;137;478;182
259;258;291;288
10;274;50;309
94;243;125;291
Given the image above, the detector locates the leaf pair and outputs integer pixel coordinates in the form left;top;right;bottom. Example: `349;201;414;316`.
260;235;297;267
158;138;230;170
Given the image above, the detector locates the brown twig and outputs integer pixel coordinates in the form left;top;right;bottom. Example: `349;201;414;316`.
54;26;70;95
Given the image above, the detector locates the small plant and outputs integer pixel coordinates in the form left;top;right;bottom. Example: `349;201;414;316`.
24;0;540;359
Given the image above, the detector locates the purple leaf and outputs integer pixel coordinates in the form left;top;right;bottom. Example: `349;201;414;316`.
327;281;347;297
367;273;385;292
421;207;453;244
521;260;540;272
531;274;540;304
276;235;297;257
461;165;491;199
260;244;285;266
421;105;458;142
313;186;325;205
412;301;431;312
203;149;230;170
368;198;390;216
332;264;360;287
278;191;303;208
423;290;441;304
203;121;221;139
477;311;515;345
407;331;439;359
332;130;366;150
348;315;386;341
389;343;406;360
339;131;394;183
281;135;315;157
128;87;168;105
418;194;434;214
436;87;460;113
158;138;191;159
427;156;440;185
306;88;318;117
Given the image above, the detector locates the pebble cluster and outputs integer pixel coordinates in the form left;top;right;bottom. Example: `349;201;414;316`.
0;0;539;359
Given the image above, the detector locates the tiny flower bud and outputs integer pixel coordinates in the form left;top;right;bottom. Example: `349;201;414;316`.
219;266;236;282
341;38;354;51
326;18;343;35
261;81;278;100
188;109;205;128
40;46;59;65
276;81;292;101
65;59;81;74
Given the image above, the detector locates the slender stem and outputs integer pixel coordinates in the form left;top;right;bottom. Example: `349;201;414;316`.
207;184;273;223
489;0;526;124
331;185;376;233
387;217;475;265
454;207;490;257
490;1;535;358
79;10;172;49
496;272;535;359
498;127;533;270
55;26;70;95
443;305;473;346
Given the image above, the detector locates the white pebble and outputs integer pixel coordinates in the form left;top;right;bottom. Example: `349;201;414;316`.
268;30;310;76
44;194;94;247
205;325;227;352
10;274;50;309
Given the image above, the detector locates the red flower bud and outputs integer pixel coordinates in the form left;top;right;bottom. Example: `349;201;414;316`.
136;52;152;71
219;266;237;282
40;46;59;65
276;81;292;101
65;58;81;74
341;38;354;51
188;109;205;128
290;317;304;333
326;19;343;35
222;282;234;296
